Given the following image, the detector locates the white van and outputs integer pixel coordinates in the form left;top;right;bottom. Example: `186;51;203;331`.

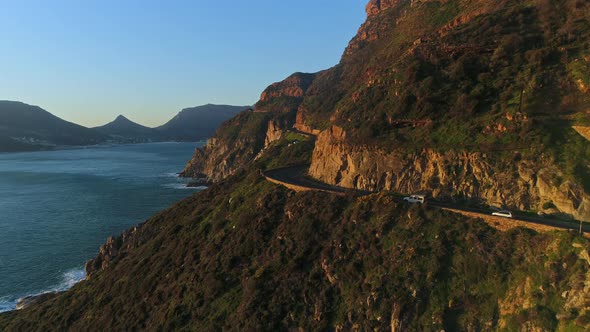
403;194;425;204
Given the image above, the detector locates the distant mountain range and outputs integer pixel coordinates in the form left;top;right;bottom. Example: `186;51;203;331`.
93;104;249;143
0;101;249;152
0;101;108;152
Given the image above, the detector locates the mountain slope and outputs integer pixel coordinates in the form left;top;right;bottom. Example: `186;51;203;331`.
93;115;158;143
2;172;590;331
3;0;590;330
183;0;590;221
156;104;250;141
0;101;107;152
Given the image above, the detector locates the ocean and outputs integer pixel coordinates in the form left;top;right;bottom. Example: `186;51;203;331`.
0;142;204;312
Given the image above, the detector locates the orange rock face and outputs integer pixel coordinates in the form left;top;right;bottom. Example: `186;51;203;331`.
365;0;402;16
257;73;315;103
308;126;590;221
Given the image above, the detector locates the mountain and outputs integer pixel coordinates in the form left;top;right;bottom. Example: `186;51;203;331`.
0;101;107;152
0;103;249;152
93;115;158;143
94;104;250;143
3;0;590;330
155;104;250;141
184;0;590;221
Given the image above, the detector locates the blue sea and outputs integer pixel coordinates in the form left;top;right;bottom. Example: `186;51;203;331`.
0;142;204;312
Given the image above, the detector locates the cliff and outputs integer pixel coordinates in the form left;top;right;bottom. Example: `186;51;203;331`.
254;72;316;113
310;126;590;220
179;111;270;181
181;73;316;180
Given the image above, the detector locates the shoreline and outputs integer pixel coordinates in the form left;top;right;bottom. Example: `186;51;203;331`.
0;140;208;155
0;268;86;314
0;142;206;314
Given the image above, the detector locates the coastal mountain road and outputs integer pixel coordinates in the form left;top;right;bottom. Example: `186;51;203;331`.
263;165;590;233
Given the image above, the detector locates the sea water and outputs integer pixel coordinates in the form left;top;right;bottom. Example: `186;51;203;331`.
0;142;204;312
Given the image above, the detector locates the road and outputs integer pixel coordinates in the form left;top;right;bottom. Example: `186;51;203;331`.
263;165;590;233
263;165;369;195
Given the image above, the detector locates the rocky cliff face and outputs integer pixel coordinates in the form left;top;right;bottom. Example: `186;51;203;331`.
85;225;144;278
258;73;315;105
263;120;283;148
344;0;406;57
180;135;261;182
182;73;316;181
180;121;268;182
254;72;316;113
310;126;590;220
365;0;403;17
179;110;268;181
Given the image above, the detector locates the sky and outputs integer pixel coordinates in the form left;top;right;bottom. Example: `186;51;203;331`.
0;1;366;127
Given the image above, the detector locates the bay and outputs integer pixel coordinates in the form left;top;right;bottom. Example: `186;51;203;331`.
0;142;203;312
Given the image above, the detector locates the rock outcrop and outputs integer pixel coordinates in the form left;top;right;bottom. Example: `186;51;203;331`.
182;73;316;181
85;225;143;278
366;0;403;17
264;120;283;148
179;111;271;181
309;126;590;220
574;126;590;141
254;72;316;113
258;73;315;104
294;109;321;136
252;119;286;161
180;135;264;182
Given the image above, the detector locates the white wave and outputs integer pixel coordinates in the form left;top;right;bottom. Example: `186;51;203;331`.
0;268;85;313
162;172;181;178
0;297;15;313
48;268;85;293
162;183;206;190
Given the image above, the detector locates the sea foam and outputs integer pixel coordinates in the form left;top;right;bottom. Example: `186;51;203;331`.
162;183;206;190
0;268;85;313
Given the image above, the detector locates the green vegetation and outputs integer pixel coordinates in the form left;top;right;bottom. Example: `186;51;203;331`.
2;172;590;330
298;0;590;164
284;131;309;143
215;111;270;143
546;126;590;191
5;1;590;330
254;96;304;114
255;134;315;170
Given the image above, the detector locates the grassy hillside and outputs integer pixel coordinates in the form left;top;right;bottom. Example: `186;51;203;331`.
296;0;590;184
3;1;590;330
303;0;590;143
2;171;590;330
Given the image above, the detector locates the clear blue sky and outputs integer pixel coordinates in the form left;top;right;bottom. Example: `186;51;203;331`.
0;1;366;127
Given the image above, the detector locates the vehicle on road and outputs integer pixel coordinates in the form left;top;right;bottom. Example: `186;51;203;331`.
403;194;425;204
492;210;513;218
